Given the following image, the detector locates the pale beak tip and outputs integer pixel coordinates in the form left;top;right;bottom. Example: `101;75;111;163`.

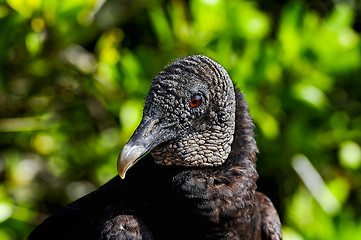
117;144;146;180
117;164;128;179
119;172;126;179
117;152;128;179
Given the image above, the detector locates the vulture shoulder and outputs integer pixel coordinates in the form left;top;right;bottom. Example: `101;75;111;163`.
28;158;168;240
257;192;282;240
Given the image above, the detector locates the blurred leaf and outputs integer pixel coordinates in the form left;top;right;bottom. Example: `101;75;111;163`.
293;83;328;108
338;141;361;169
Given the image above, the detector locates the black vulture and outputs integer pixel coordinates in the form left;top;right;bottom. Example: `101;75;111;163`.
29;55;282;240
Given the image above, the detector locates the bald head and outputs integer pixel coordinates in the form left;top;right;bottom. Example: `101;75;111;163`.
118;55;236;178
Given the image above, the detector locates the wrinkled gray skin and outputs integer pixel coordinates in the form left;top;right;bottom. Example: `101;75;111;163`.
118;55;236;178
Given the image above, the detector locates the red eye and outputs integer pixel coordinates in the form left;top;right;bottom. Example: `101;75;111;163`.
190;95;202;108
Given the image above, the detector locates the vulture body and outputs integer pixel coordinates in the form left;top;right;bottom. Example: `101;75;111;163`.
29;55;282;240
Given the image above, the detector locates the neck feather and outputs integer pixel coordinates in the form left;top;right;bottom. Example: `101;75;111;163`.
220;87;259;183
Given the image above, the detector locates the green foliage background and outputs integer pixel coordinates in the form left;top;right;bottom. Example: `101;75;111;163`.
0;0;361;239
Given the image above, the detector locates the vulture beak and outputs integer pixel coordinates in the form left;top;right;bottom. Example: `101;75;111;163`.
117;144;146;179
117;117;165;179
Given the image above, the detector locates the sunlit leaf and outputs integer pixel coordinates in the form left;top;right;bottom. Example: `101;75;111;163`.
339;141;361;169
25;32;42;56
293;83;328;108
6;0;41;18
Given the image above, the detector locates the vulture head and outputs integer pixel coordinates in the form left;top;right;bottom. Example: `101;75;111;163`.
118;55;236;179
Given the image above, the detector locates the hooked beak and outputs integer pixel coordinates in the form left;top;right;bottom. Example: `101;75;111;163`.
117;144;146;179
117;117;168;179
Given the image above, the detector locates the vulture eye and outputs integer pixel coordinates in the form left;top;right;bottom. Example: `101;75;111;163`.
190;95;202;108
